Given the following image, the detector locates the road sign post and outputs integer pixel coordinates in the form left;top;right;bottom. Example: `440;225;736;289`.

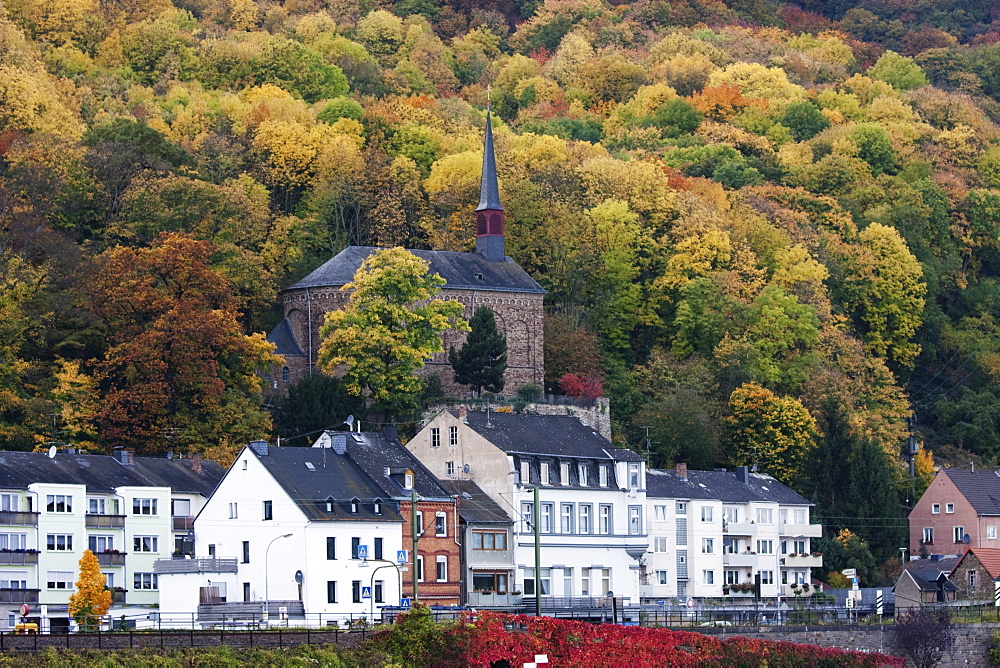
357;545;368;560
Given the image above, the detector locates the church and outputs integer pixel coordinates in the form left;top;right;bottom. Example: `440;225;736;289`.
268;111;546;396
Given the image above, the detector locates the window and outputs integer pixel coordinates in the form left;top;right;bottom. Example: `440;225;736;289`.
932;504;940;514
325;498;334;513
436;556;447;582
954;526;966;543
281;366;290;382
473;573;508;593
969;570;977;588
599;504;612;534
578;464;588;486
172;499;191;517
133;536;158;553
792;539;807;554
327;581;337;603
723;507;739;524
47;534;72;551
88;498;106;515
629;506;642;535
449;426;458;447
541;504;554;533
374;500;381;515
352;537;361;559
263;501;272;521
756;540;773;554
435;512;447;537
132;498;157;515
472;530;507;550
46;495;72;513
599;465;608;487
579;505;592;534
946;503;955;514
794;570;807;585
923;527;934;544
521;503;533;533
374;580;384;603
581;569;591;596
446;461;455;476
0;533;26;551
561;503;574;533
327;537;336;560
725;570;740;585
350;499;359;514
989;526;997;540
404;472;414;489
755;508;773;524
523;568;551;595
352;580;361;603
794;509;807;524
600;568;611;596
560;463;570;486
416;556;424;582
701;506;714;523
654;537;668;552
779;509;788;525
47;571;74;590
724;538;738;554
431;428;440;448
375;537;383;561
563;568;573;596
521;461;530;484
242;541;250;563
629;463;640;488
243;582;250;601
134;573;158;590
702;538;714;554
657;570;669;585
228;502;238;519
0;494;18;512
0;573;27;589
703;570;714;585
676;502;687;515
540;462;549;484
208;544;216;557
655;505;668;521
759;570;774;585
415;511;424;535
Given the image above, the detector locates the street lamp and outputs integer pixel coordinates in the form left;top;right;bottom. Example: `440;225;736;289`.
360;559;407;621
265;533;293;622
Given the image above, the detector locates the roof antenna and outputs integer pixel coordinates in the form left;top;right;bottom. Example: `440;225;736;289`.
486;399;492;428
972;461;975;474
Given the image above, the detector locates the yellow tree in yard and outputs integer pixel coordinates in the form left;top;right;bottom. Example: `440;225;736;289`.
68;550;112;631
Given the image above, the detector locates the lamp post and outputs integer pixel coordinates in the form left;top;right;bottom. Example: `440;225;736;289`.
265;533;293;622
362;559;406;621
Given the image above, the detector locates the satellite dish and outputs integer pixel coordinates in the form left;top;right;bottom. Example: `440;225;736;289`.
48;446;57;459
463;464;471;474
344;415;355;429
294;570;304;584
964;533;971;544
166;451;173;460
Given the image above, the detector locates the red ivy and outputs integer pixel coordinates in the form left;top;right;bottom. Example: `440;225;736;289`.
558;373;603;398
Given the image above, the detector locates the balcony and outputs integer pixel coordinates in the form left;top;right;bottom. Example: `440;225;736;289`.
779;523;822;538
0;588;39;603
172;516;195;531
723;553;760;567
86;514;125;529
112;588;127;604
782;584;819;597
0;511;38;527
0;550;38;565
782;554;823;568
467;591;523;607
97;552;126;567
723;522;756;536
154;557;239;575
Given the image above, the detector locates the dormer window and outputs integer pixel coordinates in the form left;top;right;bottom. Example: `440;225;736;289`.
404;470;414;490
475;273;484;281
374;499;382;515
325;497;335;513
351;499;359;514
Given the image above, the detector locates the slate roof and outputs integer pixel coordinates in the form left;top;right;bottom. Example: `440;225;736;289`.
0;451;224;496
645;468;811;505
904;556;962;575
458;410;635;461
942;468;1000;516
266;318;306;357
953;548;1000;580
322;429;451;501
477;111;503;212
904;569;959;592
439;479;512;525
287;246;545;294
250;446;403;523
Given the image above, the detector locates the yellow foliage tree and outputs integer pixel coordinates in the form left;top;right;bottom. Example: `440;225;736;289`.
0;65;84;138
68;550;112;630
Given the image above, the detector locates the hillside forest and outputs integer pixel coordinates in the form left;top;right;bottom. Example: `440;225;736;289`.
3;0;1000;578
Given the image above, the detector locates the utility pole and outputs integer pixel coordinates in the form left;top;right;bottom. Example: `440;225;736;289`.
411;490;419;604
534;484;541;617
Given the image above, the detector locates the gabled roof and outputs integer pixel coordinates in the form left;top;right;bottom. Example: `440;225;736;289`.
250;446;402;523
941;468;1000;516
287;246;544;294
458;410;637;461
954;548;1000;580
319;429;451;501
645;468;811;505
904;556;962;575
266;318;306;357
439;479;512;525
0;451;224;496
902;569;959;592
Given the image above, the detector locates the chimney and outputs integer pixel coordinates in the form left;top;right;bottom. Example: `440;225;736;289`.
127;449;134;466
382;425;399;442
458;406;468;422
736;466;749;484
191;453;202;474
475;110;506;262
676;462;688;481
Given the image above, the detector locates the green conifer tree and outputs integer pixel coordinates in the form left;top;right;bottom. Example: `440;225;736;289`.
449;306;507;395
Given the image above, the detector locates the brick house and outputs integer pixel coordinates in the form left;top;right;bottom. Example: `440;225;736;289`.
950;547;1000;601
908;468;1000;556
269;111;545;397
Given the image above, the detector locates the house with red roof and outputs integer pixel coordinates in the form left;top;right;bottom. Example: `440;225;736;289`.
950;547;1000;602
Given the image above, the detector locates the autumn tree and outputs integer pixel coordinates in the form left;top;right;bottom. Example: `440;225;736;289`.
449;306;507;395
88;233;277;462
68;549;112;631
318;247;468;418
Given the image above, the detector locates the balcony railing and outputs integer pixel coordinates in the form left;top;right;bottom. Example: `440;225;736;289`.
0;588;39;603
779;523;822;538
0;511;39;527
112;589;127;604
467;591;523;607
86;514;125;529
0;551;38;565
172;516;195;531
782;554;823;568
96;552;126;567
723;522;756;536
154;558;239;574
723;553;760;567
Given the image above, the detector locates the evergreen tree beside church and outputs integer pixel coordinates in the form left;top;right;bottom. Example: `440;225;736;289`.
450;306;507;395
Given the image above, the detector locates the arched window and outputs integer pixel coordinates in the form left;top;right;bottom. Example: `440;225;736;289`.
281;367;290;382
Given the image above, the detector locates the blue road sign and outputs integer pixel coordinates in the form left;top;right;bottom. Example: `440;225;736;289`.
400;598;411;608
397;549;408;564
357;544;368;559
361;586;372;599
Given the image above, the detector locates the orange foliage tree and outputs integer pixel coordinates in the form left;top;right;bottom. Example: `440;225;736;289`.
68;549;112;631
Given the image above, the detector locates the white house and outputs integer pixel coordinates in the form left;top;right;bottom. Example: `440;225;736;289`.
644;464;822;602
406;409;649;604
158;440;405;624
0;448;223;632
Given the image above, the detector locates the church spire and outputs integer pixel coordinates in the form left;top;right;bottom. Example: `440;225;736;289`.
475;109;505;262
